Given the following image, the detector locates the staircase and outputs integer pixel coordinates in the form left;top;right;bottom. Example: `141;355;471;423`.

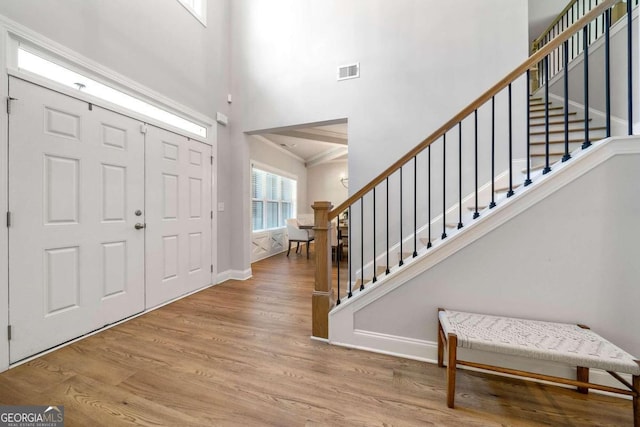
528;97;607;169
349;95;608;285
310;0;636;343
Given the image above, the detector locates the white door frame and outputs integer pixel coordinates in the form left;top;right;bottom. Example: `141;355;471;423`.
0;23;10;373
0;16;218;372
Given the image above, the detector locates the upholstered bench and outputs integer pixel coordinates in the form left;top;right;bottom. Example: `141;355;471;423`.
437;308;639;425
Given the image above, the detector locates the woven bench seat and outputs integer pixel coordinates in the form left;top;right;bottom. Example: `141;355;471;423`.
437;308;639;426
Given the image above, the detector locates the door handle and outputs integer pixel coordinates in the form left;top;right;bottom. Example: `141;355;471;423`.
134;223;146;230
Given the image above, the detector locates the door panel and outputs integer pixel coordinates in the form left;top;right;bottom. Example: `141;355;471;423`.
8;78;145;362
145;125;212;308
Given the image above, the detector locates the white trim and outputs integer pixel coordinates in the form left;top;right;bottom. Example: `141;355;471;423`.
352;159;526;280
332;136;640;316
211;151;218;289
251;135;306;163
305;146;349;168
250;159;299;181
177;0;207;27
331;331;632;398
0;15;214;143
16;47;207;139
0;26;8;373
329;137;640;383
216;269;253;284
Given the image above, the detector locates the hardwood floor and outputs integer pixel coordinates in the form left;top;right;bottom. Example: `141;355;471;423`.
0;251;632;426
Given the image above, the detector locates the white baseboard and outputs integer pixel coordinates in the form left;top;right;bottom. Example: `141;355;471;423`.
216;268;253;283
332;329;632;399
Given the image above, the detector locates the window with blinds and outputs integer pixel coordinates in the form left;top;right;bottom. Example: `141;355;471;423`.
251;167;297;231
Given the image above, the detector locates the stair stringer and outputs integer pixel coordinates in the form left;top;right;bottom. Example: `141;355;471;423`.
329;135;640;390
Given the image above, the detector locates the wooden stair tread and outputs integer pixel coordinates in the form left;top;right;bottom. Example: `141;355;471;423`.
530;126;606;136
354;278;372;288
467;205;487;211
495;183;522;192
529;101;547;106
522;164;546;173
531;152;569;157
530;137;597;146
529;118;592;127
419;237;431;247
354;266;391;288
530;106;563;112
530;111;577;119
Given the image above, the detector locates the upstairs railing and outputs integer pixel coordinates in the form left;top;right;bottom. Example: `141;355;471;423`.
532;0;638;90
311;0;635;338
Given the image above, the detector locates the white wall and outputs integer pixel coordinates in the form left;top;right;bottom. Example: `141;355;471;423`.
307;160;349;212
332;138;640;369
0;0;227;117
0;0;235;273
229;0;530;273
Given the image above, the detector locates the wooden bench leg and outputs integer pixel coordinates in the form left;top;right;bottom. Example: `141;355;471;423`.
577;366;589;394
633;374;639;427
447;333;458;408
437;319;445;368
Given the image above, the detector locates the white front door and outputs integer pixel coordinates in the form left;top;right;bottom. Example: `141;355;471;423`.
8;78;145;362
145;125;212;308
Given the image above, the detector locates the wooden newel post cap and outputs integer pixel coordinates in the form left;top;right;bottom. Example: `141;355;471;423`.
312;201;333;211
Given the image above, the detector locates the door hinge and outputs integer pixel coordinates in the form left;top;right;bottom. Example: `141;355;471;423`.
210;264;213;273
88;103;93;111
6;97;17;115
210;210;213;219
7;325;11;341
6;211;11;228
140;124;148;134
210;155;213;165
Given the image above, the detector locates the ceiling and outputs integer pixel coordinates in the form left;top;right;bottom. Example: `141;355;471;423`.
255;123;348;167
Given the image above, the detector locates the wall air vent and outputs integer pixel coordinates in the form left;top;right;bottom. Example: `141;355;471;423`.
337;62;360;81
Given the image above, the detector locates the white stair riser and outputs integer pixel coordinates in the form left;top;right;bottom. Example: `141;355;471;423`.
529;122;594;132
530;130;606;144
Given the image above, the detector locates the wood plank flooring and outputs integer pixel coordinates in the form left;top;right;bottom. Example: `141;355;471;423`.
0;251;632;426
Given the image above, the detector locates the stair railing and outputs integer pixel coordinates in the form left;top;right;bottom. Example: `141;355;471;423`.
531;0;637;90
312;0;632;339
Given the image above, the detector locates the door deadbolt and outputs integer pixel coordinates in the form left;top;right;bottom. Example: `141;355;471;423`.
135;210;142;216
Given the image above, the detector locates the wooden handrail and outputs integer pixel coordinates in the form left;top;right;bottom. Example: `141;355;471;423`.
329;0;617;220
531;0;578;52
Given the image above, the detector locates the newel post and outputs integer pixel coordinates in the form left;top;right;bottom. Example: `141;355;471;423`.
311;201;334;339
